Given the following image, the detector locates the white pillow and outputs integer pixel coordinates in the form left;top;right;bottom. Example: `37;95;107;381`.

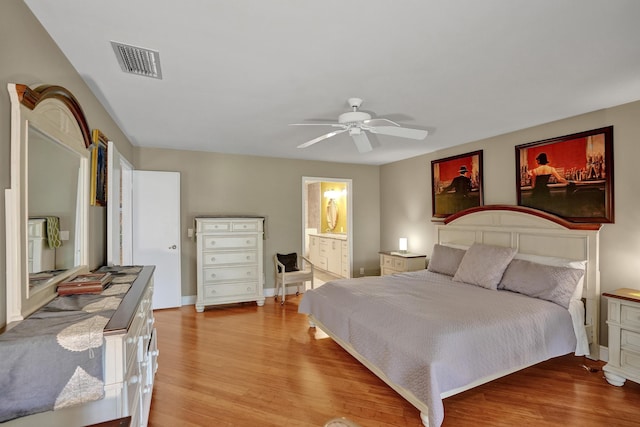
498;259;584;308
428;244;466;276
452;243;517;290
513;253;587;270
513;253;587;301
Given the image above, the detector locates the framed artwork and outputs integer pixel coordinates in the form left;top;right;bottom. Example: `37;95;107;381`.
90;129;108;206
431;150;483;218
515;126;614;223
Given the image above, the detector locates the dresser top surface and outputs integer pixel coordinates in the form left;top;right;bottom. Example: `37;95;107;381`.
379;251;427;258
603;288;640;304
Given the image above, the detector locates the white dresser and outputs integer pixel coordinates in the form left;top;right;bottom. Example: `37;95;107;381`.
379;251;427;276
603;288;640;386
5;266;157;427
195;217;265;311
28;218;55;273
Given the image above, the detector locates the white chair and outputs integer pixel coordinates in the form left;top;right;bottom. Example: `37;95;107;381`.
274;252;314;305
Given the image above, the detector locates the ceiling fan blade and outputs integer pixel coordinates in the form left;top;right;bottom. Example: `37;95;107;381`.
297;128;348;149
351;131;372;153
289;123;345;128
369;125;428;140
363;118;400;127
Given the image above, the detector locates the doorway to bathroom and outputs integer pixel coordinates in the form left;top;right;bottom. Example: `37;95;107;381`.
302;177;353;280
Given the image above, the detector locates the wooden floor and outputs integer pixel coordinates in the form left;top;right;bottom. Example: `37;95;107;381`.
148;295;640;427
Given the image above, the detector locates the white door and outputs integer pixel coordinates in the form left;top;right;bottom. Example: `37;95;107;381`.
133;171;182;309
107;141;133;266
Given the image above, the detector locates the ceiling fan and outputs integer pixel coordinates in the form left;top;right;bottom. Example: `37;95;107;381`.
290;98;428;153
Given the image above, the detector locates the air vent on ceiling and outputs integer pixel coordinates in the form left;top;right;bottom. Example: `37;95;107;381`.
111;41;162;79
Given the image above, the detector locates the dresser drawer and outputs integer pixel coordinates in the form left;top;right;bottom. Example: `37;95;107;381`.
621;305;640;329
124;362;142;427
231;220;261;232
204;282;258;299
124;309;145;371
202;235;258;250
622;329;640;353
381;255;393;268
621;349;640;376
198;221;231;232
201;251;257;266
28;219;46;237
202;266;258;283
393;258;407;270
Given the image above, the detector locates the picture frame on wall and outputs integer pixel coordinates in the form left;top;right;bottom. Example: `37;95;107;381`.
515;126;614;223
431;150;483;219
90;129;108;206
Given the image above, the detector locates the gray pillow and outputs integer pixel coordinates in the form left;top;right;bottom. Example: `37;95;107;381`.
498;259;584;308
427;244;466;276
452;243;517;290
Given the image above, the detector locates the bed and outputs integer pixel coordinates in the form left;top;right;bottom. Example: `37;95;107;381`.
298;206;600;427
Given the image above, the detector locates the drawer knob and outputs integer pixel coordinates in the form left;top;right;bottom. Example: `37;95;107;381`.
246;240;251;244
128;375;139;384
211;257;216;262
126;337;136;344
247;287;252;291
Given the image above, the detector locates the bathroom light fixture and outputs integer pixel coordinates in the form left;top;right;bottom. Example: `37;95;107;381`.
399;237;408;253
323;189;347;199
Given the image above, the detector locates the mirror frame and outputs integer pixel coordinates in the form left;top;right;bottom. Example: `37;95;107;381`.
5;83;91;323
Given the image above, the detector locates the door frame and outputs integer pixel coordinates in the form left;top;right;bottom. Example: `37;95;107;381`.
107;141;134;266
301;176;353;278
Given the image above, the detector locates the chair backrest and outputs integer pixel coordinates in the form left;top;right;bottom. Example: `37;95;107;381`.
275;252;299;273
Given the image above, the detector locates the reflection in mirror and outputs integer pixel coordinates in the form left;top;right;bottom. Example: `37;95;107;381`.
27;126;81;284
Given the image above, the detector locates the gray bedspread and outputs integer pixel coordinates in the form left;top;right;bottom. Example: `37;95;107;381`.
298;270;577;427
0;270;139;423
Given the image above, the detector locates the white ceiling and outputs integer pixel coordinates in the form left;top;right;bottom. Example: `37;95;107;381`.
24;0;640;165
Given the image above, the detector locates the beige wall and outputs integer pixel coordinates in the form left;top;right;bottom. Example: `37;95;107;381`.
133;147;381;298
0;0;135;328
381;99;640;346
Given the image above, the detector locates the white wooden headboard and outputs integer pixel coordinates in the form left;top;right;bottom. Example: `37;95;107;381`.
437;205;601;359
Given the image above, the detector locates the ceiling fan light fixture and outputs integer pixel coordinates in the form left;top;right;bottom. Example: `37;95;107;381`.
339;111;371;124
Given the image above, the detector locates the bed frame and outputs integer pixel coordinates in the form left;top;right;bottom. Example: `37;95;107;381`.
308;205;601;427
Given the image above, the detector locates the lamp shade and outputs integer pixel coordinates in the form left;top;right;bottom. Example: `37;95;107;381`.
399;237;408;252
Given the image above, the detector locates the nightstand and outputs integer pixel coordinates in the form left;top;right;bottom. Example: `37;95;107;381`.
602;288;640;386
379;251;427;276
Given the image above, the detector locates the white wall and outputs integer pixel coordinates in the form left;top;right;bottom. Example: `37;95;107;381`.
381;100;640;346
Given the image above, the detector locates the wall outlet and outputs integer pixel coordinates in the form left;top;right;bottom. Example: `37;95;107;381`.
187;228;194;238
359;267;365;275
59;230;70;241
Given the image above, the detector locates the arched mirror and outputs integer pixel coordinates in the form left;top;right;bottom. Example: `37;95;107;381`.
5;84;90;323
